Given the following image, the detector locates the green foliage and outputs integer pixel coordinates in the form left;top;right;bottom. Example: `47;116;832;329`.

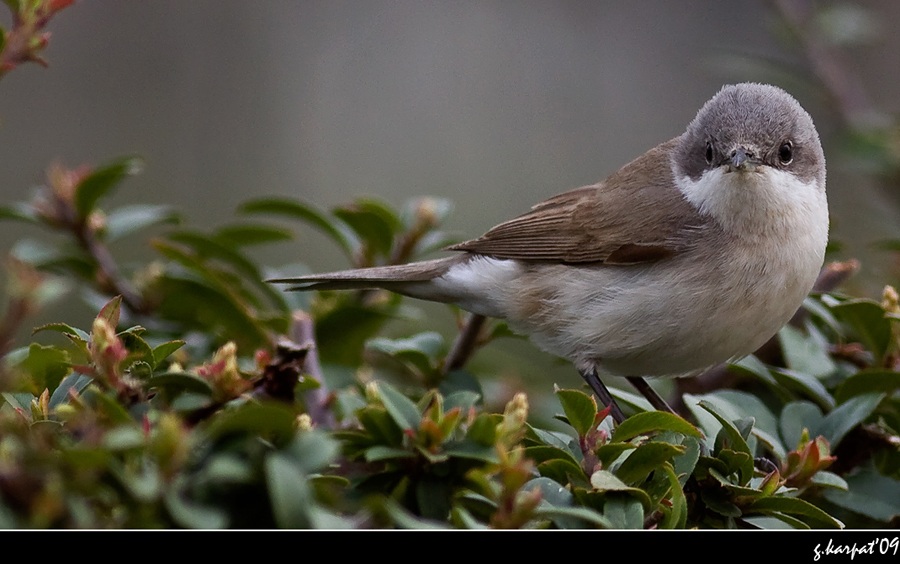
0;1;897;529
0;154;897;528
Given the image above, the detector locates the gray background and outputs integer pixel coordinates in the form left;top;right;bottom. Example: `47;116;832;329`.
2;1;899;396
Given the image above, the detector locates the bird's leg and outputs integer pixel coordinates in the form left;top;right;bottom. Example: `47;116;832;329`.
625;376;676;414
578;365;627;424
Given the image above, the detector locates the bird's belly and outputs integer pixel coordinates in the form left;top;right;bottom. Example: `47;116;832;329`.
503;248;821;377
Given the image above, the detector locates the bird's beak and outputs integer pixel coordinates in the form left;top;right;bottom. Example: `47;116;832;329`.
728;146;759;172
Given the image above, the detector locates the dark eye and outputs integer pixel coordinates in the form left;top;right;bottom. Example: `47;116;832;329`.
778;141;793;165
705;141;713;164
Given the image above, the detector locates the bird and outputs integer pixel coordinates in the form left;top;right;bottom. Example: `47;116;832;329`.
270;83;829;423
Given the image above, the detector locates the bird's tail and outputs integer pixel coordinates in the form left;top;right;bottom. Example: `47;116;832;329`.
267;255;468;293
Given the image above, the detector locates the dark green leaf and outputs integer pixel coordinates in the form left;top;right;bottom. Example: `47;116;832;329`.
214;223;293;247
442;441;498;463
376;381;421;431
265;453;313;528
333;199;401;259
147;372;214;396
696;400;754;481
152;272;271;350
364;445;415;462
614;441;685;486
536;458;590;488
49;373;92;409
205;403;297;443
466;413;499;446
778;325;836;378
746;496;843;529
779;401;823;451
831;298;892;362
659;464;687;529
611;411;701;443
151;340;186;368
555;388;597;438
120;331;154;369
834;369;900;403
601;496;645;529
770;368;835;410
823;462;900;522
814;392;884;448
239;197;357;260
589;470;652;509
74;156;144;217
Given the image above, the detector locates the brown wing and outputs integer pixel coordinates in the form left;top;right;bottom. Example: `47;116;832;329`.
448;138;703;265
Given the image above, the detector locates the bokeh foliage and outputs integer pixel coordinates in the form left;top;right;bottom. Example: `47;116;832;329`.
0;0;897;529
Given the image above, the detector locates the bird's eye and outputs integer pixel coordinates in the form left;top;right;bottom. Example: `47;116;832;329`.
705;142;713;164
778;141;793;165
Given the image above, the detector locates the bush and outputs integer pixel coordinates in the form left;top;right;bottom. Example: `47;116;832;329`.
0;0;897;529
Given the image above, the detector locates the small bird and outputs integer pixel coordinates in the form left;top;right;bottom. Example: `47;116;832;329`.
271;83;828;423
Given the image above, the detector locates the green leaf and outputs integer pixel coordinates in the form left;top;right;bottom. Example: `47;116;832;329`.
332;199;401;259
49;373;92;409
0;202;39;224
810;471;848;491
555;388;598;438
614;441;685;486
834;369;900;403
696;400;754;482
823;461;900;522
659;463;688;529
537;458;590;487
151;340;186;368
611;411;701;443
770;368;835;410
146;372;214;397
779;401;823;450
831;298;892;362
18;343;70;395
813;392;884;448
239;197;358;260
601;495;645;529
104;204;179;241
589;470;652;509
366;332;445;376
205;403;297;443
165;489;229;529
376;381;421;431
746;496;843;529
265;453;314;528
32;322;91;342
728;355;781;391
215;223;294;247
74;156;144;217
778;325;836;378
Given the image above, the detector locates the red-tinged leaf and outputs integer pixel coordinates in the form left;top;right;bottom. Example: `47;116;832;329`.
97;295;122;328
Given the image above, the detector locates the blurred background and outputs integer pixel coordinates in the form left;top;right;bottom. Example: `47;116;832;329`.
2;1;900;398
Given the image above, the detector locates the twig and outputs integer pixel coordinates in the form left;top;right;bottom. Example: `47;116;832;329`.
442;313;487;374
76;224;146;314
289;311;336;429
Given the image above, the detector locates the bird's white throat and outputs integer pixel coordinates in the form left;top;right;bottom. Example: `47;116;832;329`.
676;166;828;246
